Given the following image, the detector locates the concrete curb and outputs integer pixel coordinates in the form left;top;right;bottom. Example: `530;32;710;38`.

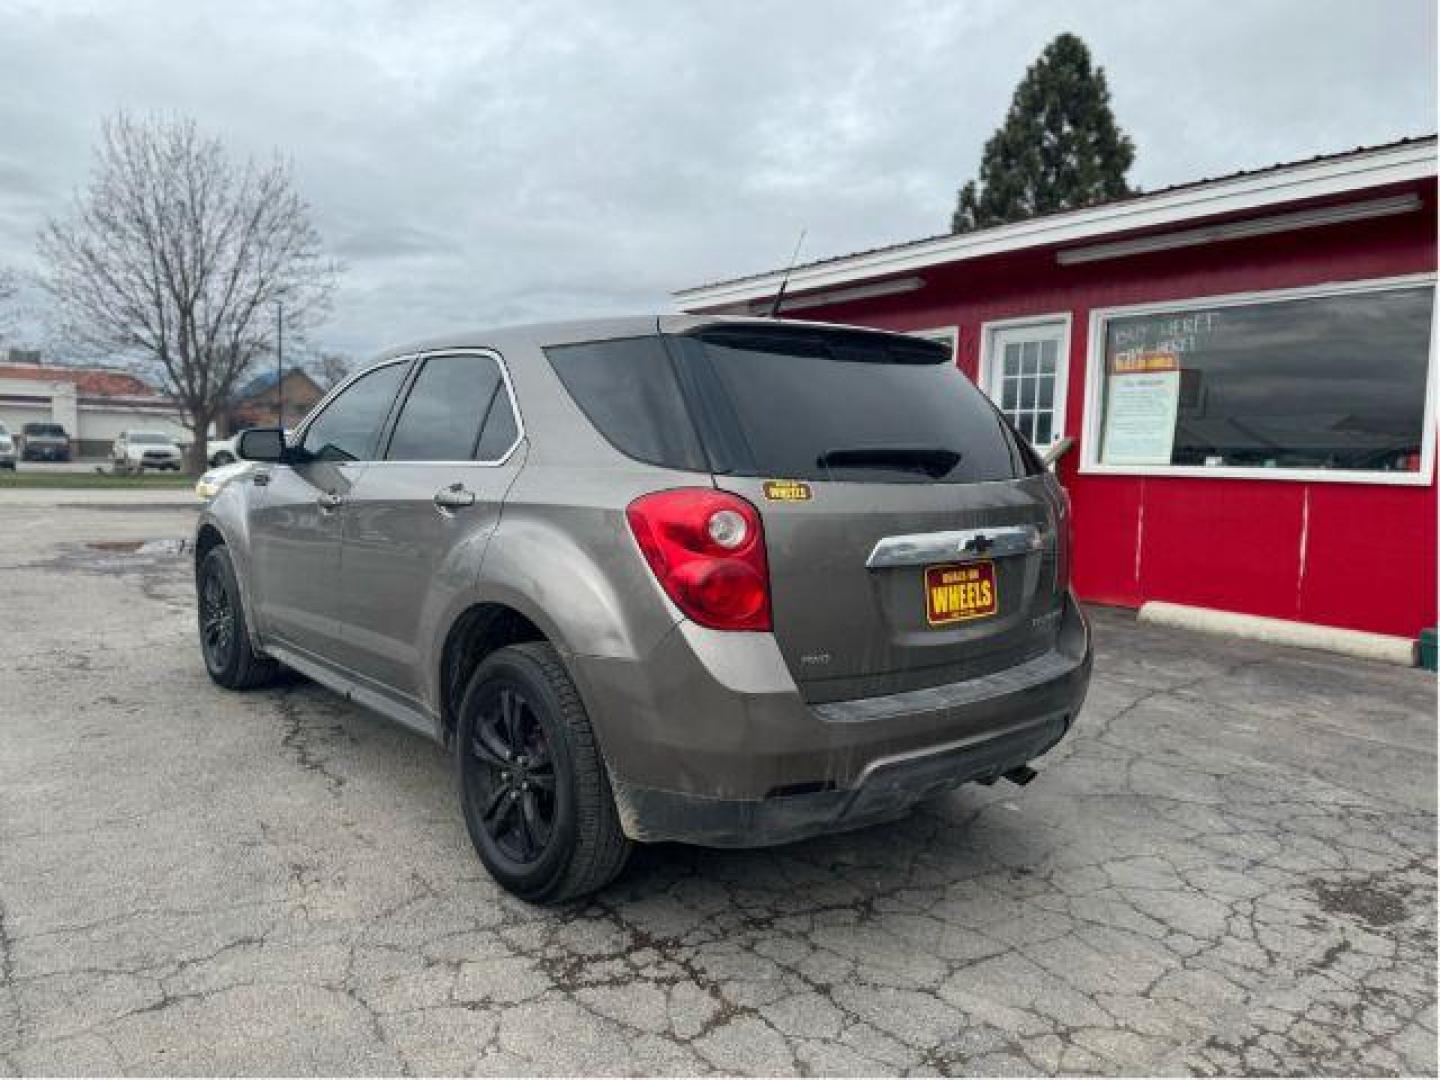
1138;601;1418;667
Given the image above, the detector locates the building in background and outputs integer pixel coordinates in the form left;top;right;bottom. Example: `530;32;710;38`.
676;137;1437;644
222;368;324;435
0;352;189;457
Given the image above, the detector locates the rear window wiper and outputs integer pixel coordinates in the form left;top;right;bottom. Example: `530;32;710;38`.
815;445;962;479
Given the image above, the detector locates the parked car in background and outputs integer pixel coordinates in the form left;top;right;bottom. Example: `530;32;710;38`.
112;430;183;473
195;316;1091;903
20;422;71;462
0;422;16;469
207;434;241;466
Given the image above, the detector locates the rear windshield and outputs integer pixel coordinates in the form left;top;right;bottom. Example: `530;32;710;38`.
545;326;1038;483
24;423;65;436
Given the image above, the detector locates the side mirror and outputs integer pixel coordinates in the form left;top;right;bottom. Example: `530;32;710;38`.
236;428;287;463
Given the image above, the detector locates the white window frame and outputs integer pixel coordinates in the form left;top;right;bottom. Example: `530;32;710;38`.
910;325;959;362
978;312;1073;449
1078;273;1438;487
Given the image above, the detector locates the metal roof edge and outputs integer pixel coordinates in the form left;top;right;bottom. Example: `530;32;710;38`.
675;138;1437;309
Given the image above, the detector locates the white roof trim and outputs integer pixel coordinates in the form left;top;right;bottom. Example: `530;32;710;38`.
675;140;1437;310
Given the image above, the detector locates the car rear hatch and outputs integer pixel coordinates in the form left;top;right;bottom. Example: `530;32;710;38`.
661;322;1067;704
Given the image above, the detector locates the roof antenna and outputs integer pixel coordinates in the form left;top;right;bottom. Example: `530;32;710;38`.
768;228;807;318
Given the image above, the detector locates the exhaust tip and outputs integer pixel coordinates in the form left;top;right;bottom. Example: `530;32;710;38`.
1003;765;1038;787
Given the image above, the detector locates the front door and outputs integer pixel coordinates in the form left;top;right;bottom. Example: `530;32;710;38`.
335;351;526;709
249;358;412;662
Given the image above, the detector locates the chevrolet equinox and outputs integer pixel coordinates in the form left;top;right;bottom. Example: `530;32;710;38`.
196;315;1092;902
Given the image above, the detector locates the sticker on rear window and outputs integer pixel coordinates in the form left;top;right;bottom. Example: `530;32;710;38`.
763;480;812;502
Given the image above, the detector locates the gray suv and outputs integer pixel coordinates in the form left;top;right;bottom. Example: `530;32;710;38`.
197;315;1091;902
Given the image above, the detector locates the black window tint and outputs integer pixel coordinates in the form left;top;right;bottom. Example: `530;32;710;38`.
1100;286;1435;473
475;380;520;461
388;354;502;461
666;326;1032;484
545;337;707;471
302;361;409;462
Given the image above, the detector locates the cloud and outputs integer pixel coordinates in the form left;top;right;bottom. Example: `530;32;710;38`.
0;0;1433;359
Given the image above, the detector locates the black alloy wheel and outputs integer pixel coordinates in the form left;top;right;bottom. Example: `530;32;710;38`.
196;545;278;690
456;642;630;903
199;560;237;673
466;684;557;863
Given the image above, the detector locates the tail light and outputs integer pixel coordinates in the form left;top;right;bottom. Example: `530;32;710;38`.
626;488;771;631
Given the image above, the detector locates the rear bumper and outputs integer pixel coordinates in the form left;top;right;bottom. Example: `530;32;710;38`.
613;710;1071;847
574;592;1091;847
23;445;69;461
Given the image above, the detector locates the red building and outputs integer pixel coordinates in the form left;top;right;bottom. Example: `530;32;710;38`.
677;138;1437;646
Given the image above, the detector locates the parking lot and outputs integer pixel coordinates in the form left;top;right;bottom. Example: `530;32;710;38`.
0;488;1434;1076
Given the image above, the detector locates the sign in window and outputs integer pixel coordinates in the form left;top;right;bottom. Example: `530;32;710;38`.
1094;283;1434;478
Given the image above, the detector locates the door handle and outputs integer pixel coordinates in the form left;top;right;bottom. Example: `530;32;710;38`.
316;490;345;511
433;484;476;510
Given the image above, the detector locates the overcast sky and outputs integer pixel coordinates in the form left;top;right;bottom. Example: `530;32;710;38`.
0;0;1434;361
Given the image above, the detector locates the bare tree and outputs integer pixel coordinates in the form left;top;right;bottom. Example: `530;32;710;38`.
0;267;17;343
311;350;353;390
38;112;338;473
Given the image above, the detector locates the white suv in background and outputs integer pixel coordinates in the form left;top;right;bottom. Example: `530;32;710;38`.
112;430;184;473
0;422;15;470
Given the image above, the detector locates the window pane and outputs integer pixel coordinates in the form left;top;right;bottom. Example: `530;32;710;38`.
1020;378;1037;409
1018;413;1035;442
1004;343;1021;372
387;355;501;461
1039;339;1057;374
1021;340;1039;375
1038;374;1055;409
475;383;519;461
303;361;409;462
546;336;708;471
1099;286;1434;472
1034;412;1053;445
1001;378;1019;410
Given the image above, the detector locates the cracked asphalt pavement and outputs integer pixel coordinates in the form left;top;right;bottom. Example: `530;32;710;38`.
0;489;1435;1075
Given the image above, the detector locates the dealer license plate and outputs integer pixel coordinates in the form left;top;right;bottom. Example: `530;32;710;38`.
925;561;999;626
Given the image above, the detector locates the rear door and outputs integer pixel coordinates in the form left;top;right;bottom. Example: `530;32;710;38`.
664;323;1066;704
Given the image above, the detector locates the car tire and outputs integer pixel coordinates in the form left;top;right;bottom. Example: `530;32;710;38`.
457;642;631;904
197;545;278;690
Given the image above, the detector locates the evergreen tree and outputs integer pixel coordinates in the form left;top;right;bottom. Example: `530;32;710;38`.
953;34;1135;233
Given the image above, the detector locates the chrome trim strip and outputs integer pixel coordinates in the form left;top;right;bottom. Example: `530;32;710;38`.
865;525;1044;569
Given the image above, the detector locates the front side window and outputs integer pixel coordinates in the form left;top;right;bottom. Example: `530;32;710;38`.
387;354;511;462
1093;283;1434;476
301;361;409;463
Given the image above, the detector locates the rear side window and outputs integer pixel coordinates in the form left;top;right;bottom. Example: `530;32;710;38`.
665;326;1038;483
387;353;515;462
544;337;707;471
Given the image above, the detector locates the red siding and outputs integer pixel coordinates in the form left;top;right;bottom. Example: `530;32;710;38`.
784;180;1438;638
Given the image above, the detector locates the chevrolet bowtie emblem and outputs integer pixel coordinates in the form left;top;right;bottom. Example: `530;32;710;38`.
963;533;994;554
